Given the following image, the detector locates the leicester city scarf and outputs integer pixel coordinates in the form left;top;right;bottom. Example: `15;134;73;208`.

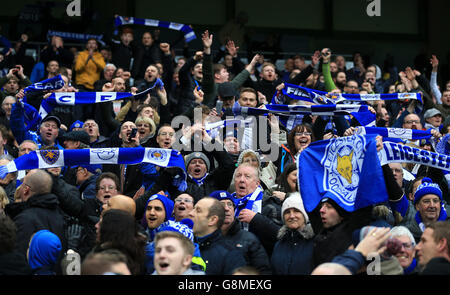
298;134;388;212
356;126;433;140
47;30;105;46
231;186;263;217
22;101;42;131
274;83;423;106
23;75;65;93
39;78;164;118
114;16;196;43
435;134;450;191
233;102;376;127
378;141;450;172
0;147;187;191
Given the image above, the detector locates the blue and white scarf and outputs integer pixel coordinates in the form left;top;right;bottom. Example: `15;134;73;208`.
23;75;65;94
0;147;187;191
278;114;305;132
114;16;196;43
435;133;450;192
189;173;209;187
47;30;105;46
273;83;423;106
232;186;263;217
20;101;42;131
378;141;450;172
39;78;164;118
356;126;433;140
233;102;376;127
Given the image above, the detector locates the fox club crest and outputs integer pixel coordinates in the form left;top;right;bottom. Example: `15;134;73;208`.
39;150;60;165
147;149;168;163
321;135;366;207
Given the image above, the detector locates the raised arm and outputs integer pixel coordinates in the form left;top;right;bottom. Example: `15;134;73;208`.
430;55;442;104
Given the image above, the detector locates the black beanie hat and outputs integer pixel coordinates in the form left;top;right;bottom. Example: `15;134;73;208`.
321;197;350;219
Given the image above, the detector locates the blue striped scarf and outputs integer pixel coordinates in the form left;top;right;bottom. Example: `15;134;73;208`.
47;30;105;46
23;75;65;93
0;147;187;191
114;16;196;43
39;78;164;118
273;83;423;106
233;102;376;127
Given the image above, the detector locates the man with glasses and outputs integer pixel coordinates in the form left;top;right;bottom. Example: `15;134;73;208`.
400;113;441;145
210;190;271;274
343;80;360;94
155;125;176;149
400;178;450;243
173;193;195;222
402;113;423;131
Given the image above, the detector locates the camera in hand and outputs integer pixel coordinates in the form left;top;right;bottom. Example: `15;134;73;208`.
128;128;138;142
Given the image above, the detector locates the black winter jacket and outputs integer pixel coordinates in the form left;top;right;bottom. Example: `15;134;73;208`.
223;219;272;274
271;225;315;275
5;193;66;256
0;251;32;275
196;229;247;275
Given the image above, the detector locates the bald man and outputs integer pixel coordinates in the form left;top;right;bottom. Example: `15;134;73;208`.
311;262;352;275
102;195;136;217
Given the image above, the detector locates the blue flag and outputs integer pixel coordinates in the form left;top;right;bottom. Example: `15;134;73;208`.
298;134;388;212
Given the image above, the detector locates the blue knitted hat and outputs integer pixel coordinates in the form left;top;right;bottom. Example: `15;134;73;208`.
414;177;442;205
146;194;174;222
210;190;234;204
157;219;194;242
70;120;84;131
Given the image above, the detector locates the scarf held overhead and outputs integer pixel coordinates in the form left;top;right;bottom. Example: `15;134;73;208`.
378;141;450;172
23;75;65;93
38;78;164;118
233;102;376;127
273;83;423;106
114;16;196;43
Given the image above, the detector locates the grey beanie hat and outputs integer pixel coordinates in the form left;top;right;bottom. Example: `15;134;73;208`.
184;152;210;171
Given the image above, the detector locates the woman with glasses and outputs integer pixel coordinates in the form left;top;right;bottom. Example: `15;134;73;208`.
274;123;315;175
389;226;420;274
